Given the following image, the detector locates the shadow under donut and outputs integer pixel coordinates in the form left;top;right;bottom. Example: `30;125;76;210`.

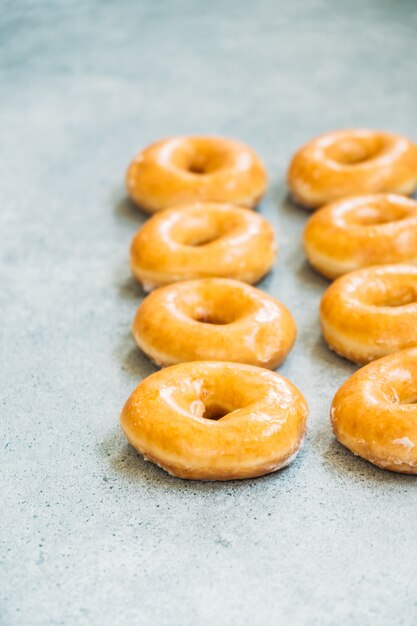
116;274;147;301
295;258;329;292
323;436;417;487
308;332;356;376
113;193;148;228
278;189;312;219
113;322;157;381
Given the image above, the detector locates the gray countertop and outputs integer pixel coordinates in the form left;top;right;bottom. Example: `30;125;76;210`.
2;1;417;624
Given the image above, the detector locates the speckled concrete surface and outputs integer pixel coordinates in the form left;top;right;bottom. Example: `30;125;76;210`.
2;1;417;624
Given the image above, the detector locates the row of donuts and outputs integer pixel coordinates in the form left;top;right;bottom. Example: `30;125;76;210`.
120;130;417;479
295;132;417;363
121;135;307;480
291;130;417;474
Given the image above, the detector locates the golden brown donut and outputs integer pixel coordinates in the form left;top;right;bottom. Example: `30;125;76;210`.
130;202;277;291
126;136;267;213
304;194;417;280
287;129;417;209
132;278;296;369
331;348;417;474
120;361;308;480
320;264;417;364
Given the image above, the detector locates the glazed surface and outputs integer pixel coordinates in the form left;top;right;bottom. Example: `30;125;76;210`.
126;136;268;213
133;278;296;369
120;361;308;480
287;129;417;208
304;194;417;279
331;348;417;473
320;264;417;364
130;202;277;291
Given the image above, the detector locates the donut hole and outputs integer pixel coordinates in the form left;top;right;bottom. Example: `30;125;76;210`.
188;394;239;420
193;312;231;325
327;135;386;166
191;307;239;325
201;402;229;420
386;384;417;405
186;284;257;326
187;142;232;175
187;154;216;175
188;160;206;175
178;224;225;247
170;212;241;247
171;140;230;175
350;205;410;226
180;366;272;424
186;232;223;247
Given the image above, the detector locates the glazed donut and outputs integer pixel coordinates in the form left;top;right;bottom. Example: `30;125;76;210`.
132;278;296;369
304;194;417;280
331;348;417;474
120;361;308;480
320;264;417;364
126;136;267;213
287;129;417;209
130;203;277;291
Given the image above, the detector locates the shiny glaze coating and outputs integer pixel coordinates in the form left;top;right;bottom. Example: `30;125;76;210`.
126;136;267;213
130;202;277;291
320;264;417;364
331;348;417;473
304;194;417;280
133;278;296;369
120;361;308;480
287;129;417;209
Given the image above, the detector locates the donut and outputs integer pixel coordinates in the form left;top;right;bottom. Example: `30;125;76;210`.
320;264;417;364
287;129;417;209
304;194;417;280
132;278;296;369
126;136;267;213
120;361;308;480
331;348;417;474
130;202;277;292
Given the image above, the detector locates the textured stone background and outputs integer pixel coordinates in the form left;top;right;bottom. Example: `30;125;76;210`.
2;1;417;624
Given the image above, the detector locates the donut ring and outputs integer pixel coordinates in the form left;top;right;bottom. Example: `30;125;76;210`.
331;348;417;474
287;129;417;209
304;194;417;280
132;278;296;369
130;203;277;292
120;361;308;480
320;264;417;364
126;136;267;213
